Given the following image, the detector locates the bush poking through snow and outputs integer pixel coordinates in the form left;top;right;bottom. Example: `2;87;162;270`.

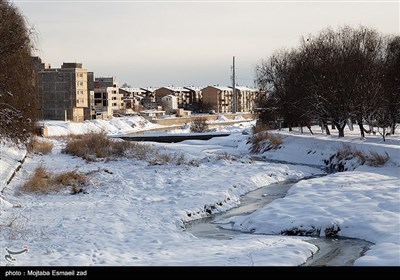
63;132;137;161
251;124;270;134
249;131;283;153
21;165;87;193
367;151;390;167
281;224;340;237
27;136;53;155
62;132;200;166
190;117;209;133
216;152;238;161
148;152;199;166
325;144;390;172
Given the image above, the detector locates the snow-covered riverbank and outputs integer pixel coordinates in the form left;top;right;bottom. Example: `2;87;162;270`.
1;118;399;266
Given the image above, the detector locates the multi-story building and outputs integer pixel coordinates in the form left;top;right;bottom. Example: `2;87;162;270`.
93;77;124;118
119;87;146;113
183;86;203;112
235;86;258;113
161;95;178;112
140;87;158;109
155;87;191;109
201;86;233;113
38;61;90;122
201;85;258;113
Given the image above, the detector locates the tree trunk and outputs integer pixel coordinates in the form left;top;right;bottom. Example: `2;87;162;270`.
333;121;345;137
288;123;292;132
391;122;396;135
307;124;314;135
380;127;386;142
322;120;330;135
338;127;345;137
357;120;365;138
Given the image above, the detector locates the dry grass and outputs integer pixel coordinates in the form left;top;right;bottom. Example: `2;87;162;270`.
20;165;87;193
148;152;199;166
62;132;136;161
190;117;209;133
62;132;200;166
21;165;52;193
250;131;283;153
336;144;355;161
252;124;270;134
129;142;158;161
27;136;54;155
335;144;390;167
216;152;238;161
367;151;390;167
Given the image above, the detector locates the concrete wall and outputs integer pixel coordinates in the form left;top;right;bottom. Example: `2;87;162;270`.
149;113;256;126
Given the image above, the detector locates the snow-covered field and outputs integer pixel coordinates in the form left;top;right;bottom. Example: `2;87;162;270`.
1;117;399;266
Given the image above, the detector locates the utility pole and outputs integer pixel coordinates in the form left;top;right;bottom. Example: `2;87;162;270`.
232;56;236;114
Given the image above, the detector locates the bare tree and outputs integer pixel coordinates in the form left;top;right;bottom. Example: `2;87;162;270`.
0;0;38;143
256;25;396;138
382;35;400;135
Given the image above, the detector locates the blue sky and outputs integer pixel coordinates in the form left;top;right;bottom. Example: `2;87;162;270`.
13;0;400;87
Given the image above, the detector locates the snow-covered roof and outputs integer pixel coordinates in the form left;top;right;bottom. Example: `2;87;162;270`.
120;87;146;94
205;85;232;91
232;86;258;92
184;86;202;91
162;86;190;92
140;87;159;93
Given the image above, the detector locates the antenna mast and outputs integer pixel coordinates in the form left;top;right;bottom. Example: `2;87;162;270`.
232;56;236;114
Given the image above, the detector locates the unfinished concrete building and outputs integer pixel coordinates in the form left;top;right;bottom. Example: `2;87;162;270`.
38;62;89;122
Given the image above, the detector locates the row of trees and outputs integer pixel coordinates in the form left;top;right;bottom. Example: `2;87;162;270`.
256;26;400;138
0;0;38;143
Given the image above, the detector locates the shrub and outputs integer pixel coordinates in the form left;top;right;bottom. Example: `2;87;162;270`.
62;132;200;166
129;142;158;161
52;171;87;186
335;144;355;161
252;124;270;134
367;151;390;167
216;152;238;161
190;117;209;133
250;131;283;153
20;165;87;193
327;144;390;171
63;132;137;161
27;136;54;155
148;152;199;166
21;165;51;193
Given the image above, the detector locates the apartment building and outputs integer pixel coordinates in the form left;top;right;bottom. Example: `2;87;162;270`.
184;86;203;112
235;86;258;113
155;87;191;109
38;61;90;122
201;85;258;113
201;86;233;113
119;87;145;113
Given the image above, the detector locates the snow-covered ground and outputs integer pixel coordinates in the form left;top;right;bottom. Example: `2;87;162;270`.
41;116;161;137
0;142;26;190
1;117;399;266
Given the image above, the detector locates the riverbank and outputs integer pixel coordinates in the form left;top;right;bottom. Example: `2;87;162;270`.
1;122;398;265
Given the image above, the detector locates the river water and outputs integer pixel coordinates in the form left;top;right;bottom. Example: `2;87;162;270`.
185;178;372;266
